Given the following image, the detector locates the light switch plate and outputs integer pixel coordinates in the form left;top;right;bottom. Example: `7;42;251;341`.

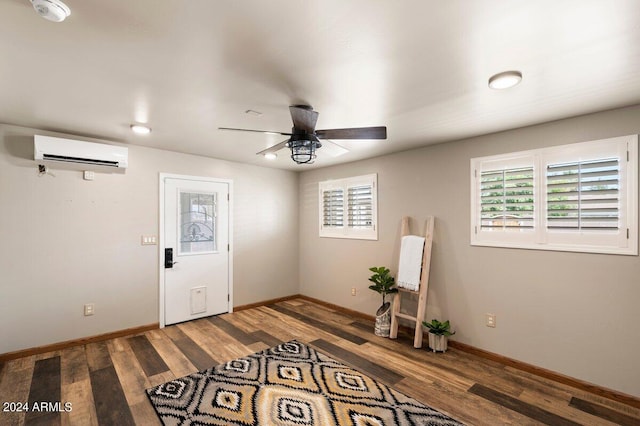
141;235;157;245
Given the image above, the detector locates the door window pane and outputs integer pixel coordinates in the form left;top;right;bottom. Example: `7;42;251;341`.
179;192;216;254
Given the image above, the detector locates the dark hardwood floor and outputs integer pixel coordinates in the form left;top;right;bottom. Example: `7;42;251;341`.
1;298;638;425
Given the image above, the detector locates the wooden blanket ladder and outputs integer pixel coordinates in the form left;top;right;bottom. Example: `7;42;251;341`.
389;216;434;348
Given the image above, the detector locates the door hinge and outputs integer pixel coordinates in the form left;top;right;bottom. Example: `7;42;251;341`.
227;243;230;251
475;225;478;234
227;294;230;302
227;193;230;201
627;151;630;162
627;228;630;239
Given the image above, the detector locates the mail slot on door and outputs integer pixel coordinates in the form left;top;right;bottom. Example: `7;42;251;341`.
164;248;178;268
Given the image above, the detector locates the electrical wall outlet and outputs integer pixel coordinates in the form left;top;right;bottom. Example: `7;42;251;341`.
486;313;496;328
84;303;95;316
351;287;356;296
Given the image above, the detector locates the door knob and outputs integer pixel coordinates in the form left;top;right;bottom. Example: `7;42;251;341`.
164;248;177;268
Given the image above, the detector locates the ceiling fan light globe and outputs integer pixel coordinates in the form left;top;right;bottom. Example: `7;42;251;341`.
291;152;316;164
290;139;318;164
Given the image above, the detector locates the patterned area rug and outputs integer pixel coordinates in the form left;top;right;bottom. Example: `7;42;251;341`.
147;340;464;425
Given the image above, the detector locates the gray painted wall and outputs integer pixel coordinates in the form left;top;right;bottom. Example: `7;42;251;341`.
0;124;299;354
299;105;640;397
2;105;639;398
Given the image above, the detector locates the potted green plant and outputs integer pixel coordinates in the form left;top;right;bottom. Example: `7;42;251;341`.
422;319;455;352
368;266;398;337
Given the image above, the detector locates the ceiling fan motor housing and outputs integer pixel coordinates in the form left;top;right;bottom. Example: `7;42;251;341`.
289;130;320;144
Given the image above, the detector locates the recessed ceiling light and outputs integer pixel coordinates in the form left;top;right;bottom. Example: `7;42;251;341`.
264;153;277;160
488;71;523;90
130;124;151;134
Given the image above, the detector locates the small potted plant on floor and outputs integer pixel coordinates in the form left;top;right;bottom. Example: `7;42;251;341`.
423;319;455;352
368;266;398;337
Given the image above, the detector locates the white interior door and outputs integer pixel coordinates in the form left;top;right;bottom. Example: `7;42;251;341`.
163;176;230;325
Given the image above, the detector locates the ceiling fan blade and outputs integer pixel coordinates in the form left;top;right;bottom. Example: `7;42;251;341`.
218;127;292;136
320;140;349;157
316;126;387;140
289;106;319;132
256;139;290;156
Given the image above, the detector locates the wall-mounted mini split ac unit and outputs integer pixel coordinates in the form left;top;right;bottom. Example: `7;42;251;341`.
34;135;128;168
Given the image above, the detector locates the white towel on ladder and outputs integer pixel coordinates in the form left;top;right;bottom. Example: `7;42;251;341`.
397;235;425;291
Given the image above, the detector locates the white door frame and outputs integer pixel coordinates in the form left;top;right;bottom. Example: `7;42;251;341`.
159;173;233;328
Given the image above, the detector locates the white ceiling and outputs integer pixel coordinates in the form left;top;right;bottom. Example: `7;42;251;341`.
2;0;640;170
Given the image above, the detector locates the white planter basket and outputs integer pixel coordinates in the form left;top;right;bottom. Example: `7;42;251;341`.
428;333;448;352
374;302;391;337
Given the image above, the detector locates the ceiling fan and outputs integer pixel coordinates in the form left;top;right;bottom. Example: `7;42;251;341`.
219;105;387;164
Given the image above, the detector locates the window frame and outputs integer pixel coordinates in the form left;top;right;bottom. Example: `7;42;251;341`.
470;135;638;255
319;173;378;240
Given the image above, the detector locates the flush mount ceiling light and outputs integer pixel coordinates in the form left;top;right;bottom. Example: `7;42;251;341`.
130;124;151;135
263;152;277;160
31;0;71;22
488;70;523;90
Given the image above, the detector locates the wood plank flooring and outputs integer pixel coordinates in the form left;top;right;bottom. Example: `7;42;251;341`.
1;298;638;425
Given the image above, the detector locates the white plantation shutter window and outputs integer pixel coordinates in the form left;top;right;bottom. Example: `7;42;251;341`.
480;167;534;230
471;135;637;255
319;174;377;240
348;185;374;228
546;158;619;231
471;152;537;248
322;189;344;228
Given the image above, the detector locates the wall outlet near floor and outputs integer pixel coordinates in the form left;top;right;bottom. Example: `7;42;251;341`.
351;287;356;296
486;313;496;328
84;303;95;316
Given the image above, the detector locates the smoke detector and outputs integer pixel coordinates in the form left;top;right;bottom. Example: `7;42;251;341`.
31;0;71;23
